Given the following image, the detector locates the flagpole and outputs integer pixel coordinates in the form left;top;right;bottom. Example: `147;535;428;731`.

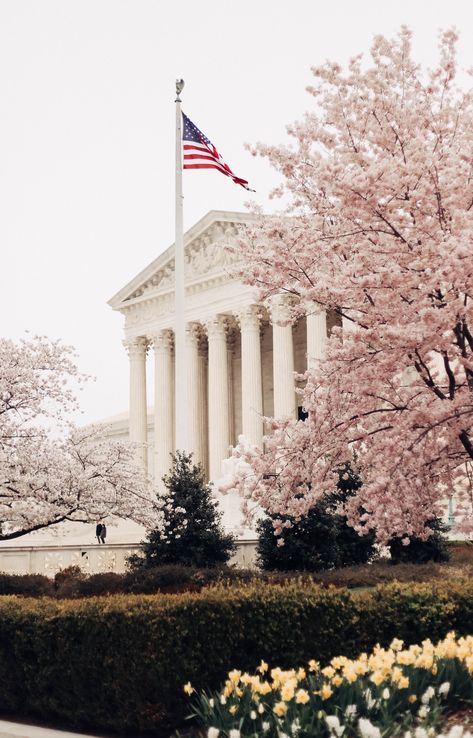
174;79;187;453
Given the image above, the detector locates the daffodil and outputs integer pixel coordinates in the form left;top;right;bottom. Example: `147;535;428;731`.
295;688;310;704
321;683;333;700
370;671;385;687
273;701;288;717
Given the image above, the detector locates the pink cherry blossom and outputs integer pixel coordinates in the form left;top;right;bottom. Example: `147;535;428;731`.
230;29;473;543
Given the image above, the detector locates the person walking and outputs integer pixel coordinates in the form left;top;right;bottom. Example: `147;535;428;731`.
100;522;107;545
95;522;103;544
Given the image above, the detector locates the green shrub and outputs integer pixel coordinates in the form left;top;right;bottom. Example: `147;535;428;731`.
0;573;54;597
54;565;86;597
388;517;451;564
0;580;472;734
75;572;127;597
257;463;376;571
126;564;207;593
129;452;236;569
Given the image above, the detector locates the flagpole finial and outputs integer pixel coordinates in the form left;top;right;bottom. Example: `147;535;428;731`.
175;79;185;102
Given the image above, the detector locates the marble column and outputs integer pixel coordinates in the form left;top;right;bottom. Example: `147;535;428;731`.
239;305;263;446
270;297;296;419
227;327;236;448
306;306;327;370
342;314;355;336
152;330;174;486
124;337;148;470
207;315;230;480
197;339;209;477
186;322;206;468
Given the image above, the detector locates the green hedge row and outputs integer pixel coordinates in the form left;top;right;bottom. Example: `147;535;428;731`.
0;564;252;598
3;556;473;599
0;580;472;735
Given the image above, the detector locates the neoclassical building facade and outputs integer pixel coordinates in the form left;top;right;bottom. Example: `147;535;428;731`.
108;210;332;492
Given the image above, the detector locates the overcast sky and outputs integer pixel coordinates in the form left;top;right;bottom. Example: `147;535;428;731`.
2;0;473;425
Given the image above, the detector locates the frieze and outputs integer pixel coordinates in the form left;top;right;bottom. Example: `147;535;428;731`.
123;296;172;329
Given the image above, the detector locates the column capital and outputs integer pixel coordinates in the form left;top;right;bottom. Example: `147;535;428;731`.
185;321;204;347
205;314;229;340
236;304;262;332
304;300;324;318
269;295;294;326
123;336;149;359
150;329;174;353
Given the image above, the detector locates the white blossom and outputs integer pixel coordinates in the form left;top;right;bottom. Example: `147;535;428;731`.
446;727;466;738
207;729;219;738
415;728;428;738
421;686;435;705
363;688;377;710
438;682;451;697
0;337;165;539
326;715;345;737
358;718;381;738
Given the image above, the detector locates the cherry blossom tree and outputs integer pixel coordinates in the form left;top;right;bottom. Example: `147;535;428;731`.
231;28;473;542
0;335;162;539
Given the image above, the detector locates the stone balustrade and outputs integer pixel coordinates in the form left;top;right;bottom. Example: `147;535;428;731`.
0;540;258;576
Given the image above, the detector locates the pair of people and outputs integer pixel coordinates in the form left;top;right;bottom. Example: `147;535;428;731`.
95;522;107;544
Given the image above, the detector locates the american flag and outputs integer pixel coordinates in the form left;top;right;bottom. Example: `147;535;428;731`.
182;112;254;192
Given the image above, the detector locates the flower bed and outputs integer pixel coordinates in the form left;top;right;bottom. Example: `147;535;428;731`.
0;581;472;735
187;633;473;737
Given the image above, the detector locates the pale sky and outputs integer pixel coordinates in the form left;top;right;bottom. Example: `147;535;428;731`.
2;0;473;425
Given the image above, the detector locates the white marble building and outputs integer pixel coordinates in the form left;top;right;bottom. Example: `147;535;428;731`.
0;209;335;572
108;210;333;506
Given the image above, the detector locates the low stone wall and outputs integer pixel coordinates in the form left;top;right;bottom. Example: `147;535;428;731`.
0;539;258;576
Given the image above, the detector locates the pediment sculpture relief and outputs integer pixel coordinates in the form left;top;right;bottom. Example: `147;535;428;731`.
127;222;242;300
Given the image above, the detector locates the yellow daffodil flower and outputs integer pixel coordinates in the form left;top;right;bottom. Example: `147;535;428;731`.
321;683;333;700
295;689;310;704
273;701;288;717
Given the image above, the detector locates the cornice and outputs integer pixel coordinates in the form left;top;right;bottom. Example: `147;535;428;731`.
119;269;240;312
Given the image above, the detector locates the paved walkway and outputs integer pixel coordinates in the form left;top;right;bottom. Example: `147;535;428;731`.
0;720;102;738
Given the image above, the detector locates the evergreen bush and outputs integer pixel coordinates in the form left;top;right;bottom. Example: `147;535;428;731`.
257;463;376;571
128;452;236;569
388;516;451;564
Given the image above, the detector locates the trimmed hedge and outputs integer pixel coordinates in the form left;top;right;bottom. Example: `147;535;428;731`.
0;581;473;735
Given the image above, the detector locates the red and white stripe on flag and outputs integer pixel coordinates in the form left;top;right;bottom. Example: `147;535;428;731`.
182;112;254;192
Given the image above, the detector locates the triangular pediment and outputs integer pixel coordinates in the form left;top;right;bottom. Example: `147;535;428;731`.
108;210;256;310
